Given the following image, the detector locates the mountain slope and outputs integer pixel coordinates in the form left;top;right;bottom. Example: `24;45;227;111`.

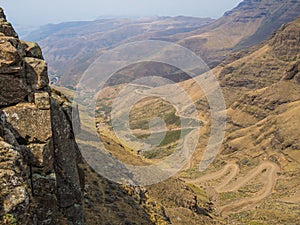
24;16;213;86
95;16;300;224
181;16;300;224
177;0;300;67
24;0;300;87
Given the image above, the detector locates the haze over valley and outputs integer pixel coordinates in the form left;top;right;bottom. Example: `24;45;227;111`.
0;0;300;224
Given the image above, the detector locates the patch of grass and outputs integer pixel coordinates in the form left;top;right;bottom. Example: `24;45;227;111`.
239;157;260;169
141;128;193;159
239;183;264;194
129;97;181;130
134;133;151;139
142;146;175;159
2;213;17;225
158;130;181;147
185;183;209;203
248;221;268;225
96;103;112;114
164;112;181;127
159;129;192;147
129;119;150;131
219;191;250;203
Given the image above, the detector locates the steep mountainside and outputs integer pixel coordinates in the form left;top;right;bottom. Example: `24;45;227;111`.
0;8;218;225
0;8;85;224
178;16;300;224
177;0;300;67
95;16;300;224
3;2;299;225
23;16;213;86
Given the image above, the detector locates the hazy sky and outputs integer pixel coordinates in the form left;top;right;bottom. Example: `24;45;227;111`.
2;0;242;26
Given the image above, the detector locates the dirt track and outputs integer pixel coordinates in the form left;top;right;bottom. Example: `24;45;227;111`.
184;161;279;216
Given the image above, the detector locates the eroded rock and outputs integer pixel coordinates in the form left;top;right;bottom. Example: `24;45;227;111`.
21;41;43;59
51;99;85;225
0;8;18;38
34;92;50;110
3;103;52;143
0;7;85;224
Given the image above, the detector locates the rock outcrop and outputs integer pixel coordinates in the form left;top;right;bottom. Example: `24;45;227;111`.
270;17;300;61
0;8;85;225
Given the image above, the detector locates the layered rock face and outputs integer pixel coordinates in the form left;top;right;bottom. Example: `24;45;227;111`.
0;8;85;225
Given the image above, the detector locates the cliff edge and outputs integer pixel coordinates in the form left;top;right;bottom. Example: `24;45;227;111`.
0;8;85;225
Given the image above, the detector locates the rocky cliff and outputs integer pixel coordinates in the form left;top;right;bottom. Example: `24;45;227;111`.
0;8;192;225
0;8;85;225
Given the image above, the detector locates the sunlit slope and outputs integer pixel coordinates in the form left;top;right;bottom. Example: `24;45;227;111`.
177;0;300;67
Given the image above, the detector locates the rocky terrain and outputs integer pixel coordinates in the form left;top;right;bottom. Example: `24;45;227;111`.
0;8;85;224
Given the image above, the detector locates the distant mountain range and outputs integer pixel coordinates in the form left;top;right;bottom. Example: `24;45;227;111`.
13;24;38;37
177;0;300;66
24;16;213;86
23;0;300;87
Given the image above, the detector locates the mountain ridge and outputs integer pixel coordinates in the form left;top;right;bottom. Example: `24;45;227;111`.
177;0;300;67
94;15;300;224
22;0;300;86
24;16;214;86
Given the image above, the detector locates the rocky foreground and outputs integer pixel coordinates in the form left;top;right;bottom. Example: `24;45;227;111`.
0;8;85;225
0;8;189;225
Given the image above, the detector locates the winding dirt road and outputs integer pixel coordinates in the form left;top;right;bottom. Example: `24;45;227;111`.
184;161;280;216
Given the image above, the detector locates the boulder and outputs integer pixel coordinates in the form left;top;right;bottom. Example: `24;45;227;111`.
0;135;30;222
24;57;49;91
50;99;85;225
0;36;32;106
0;37;23;74
3;103;52;143
0;74;29;106
21;41;44;59
34;92;50;110
20;142;54;173
0;8;18;38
